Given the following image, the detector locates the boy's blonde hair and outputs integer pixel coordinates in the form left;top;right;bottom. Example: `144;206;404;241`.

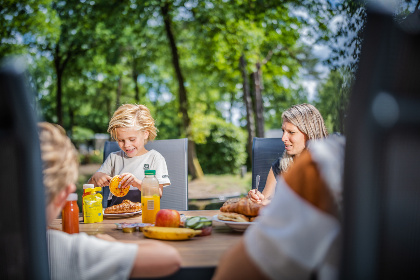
38;122;79;204
280;103;328;173
108;104;157;143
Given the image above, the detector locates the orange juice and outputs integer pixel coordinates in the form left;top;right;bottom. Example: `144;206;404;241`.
141;195;160;223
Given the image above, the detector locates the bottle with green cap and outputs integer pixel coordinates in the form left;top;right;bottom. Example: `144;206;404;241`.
141;170;160;223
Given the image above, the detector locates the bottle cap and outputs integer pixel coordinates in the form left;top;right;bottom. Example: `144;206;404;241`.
83;184;95;189
144;170;156;175
66;193;78;201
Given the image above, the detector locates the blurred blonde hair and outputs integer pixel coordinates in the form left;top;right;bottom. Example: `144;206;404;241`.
280;103;328;172
38;122;79;204
108;104;157;143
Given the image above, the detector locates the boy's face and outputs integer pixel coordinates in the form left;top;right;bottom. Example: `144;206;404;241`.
116;127;150;157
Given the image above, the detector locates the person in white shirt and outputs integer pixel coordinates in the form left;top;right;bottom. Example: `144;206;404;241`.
89;104;170;206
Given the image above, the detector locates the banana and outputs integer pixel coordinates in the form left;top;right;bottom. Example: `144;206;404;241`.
142;226;202;240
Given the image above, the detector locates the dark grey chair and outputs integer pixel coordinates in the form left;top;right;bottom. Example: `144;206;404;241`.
340;4;420;280
0;59;49;279
102;139;188;211
251;137;285;193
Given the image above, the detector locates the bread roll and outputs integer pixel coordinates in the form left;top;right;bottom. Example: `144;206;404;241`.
220;197;262;217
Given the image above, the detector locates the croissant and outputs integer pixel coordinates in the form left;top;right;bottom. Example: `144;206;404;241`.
104;200;141;214
220;197;262;217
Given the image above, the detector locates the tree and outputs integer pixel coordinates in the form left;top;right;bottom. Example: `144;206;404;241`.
315;68;352;134
160;1;204;179
0;0;59;59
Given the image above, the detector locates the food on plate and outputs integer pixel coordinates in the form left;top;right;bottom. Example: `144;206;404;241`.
155;209;181;227
142;226;201;240
220;197;262;217
104;199;141;214
115;222;152;231
185;216;213;236
109;175;130;197
218;212;250;223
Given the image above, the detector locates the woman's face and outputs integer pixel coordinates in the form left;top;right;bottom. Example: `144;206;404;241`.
281;121;308;157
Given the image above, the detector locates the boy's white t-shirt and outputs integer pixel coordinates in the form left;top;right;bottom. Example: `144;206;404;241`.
97;149;171;200
48;229;138;280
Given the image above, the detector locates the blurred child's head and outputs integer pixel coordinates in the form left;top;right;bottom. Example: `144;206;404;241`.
108;104;157;144
38;122;79;205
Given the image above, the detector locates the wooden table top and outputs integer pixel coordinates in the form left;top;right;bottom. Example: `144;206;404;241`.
50;210;244;268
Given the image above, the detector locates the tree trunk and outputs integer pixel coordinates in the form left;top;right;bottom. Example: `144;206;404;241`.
133;71;140;102
132;58;140;102
69;108;74;138
161;2;203;179
230;92;235;123
54;44;63;126
254;62;265;137
116;76;122;110
239;54;255;161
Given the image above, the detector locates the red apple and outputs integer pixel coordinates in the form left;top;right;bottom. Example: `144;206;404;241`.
155;209;180;227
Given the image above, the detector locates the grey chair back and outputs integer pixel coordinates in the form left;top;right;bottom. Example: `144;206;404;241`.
251;137;284;193
0;59;49;279
340;5;420;280
102;139;188;211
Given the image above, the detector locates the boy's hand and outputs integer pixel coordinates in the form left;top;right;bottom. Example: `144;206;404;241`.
92;172;112;187
96;233;116;242
120;173;141;190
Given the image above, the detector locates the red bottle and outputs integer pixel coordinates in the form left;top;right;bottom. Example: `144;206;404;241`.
62;193;79;234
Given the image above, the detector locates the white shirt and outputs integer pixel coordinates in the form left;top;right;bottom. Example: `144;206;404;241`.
47;230;138;280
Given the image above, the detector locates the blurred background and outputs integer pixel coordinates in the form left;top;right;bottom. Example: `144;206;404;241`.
2;0;419;210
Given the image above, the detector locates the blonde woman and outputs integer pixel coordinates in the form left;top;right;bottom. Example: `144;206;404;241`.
89;104;170;206
248;103;328;203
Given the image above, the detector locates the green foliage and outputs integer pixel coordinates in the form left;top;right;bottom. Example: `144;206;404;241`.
314;68;352;134
193;116;247;174
4;0;351;172
79;150;103;165
71;126;95;141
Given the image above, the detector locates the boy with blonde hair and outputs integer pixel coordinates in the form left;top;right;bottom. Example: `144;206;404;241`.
89;104;170;206
40;122;181;279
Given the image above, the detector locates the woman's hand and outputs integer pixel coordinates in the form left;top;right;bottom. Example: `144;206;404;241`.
119;173;142;190
247;189;265;203
91;172;112;188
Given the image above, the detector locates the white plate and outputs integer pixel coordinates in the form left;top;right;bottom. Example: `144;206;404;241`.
212;215;254;232
103;210;142;218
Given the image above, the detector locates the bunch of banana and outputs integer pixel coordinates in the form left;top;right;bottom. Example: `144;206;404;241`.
142;226;201;240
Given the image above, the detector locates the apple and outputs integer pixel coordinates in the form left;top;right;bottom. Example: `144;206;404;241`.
155;209;181;227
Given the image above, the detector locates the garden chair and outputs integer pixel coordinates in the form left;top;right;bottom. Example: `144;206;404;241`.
0;59;49;278
340;5;420;279
251;137;285;193
102;139;189;211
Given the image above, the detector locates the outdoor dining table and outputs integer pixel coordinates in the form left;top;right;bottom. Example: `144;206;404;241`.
50;210;245;279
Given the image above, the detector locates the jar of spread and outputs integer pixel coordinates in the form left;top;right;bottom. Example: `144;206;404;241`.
62;193;79;234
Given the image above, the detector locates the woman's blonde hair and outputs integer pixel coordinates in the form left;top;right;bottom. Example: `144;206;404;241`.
107;104;157;143
280;103;328;172
38;122;79;204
